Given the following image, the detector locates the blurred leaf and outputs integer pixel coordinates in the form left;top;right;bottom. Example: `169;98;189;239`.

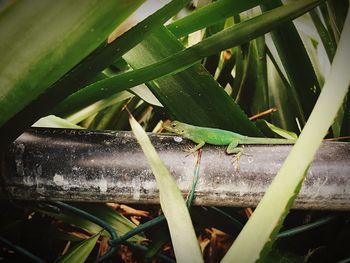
318;3;339;44
129;113;203;263
144;227;171;260
56;231;101;263
265;247;305;263
309;9;336;62
43;223;84;242
327;0;349;35
340;94;350;136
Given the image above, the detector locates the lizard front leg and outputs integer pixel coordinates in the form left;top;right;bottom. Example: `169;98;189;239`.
188;141;205;154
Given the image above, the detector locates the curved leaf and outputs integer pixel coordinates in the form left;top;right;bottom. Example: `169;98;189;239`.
129;113;203;263
167;0;261;38
32;115;83;129
222;9;350;262
123;26;260;135
58;0;323;129
261;0;321;122
56;231;101;263
0;0;143;127
0;0;190;147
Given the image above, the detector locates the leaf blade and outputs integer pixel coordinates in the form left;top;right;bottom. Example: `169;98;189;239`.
59;0;324;127
129;114;203;263
56;231;101;263
221;9;350;262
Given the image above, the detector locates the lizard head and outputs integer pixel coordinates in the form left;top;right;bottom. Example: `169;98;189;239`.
163;120;187;135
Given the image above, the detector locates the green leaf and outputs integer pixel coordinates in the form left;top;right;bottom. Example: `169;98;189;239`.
167;0;261;38
129;114;203;263
123;26;260;136
309;9;336;62
0;0;145;148
65;91;134;124
203;20;226;76
58;0;324;134
130;85;163;107
74;203;145;242
56;231;101;263
250;37;269;116
266;49;302;133
221;10;350;262
0;0;144;128
39;203;145;242
236;36;269;117
0;0;192;147
50;0;190;117
32;115;83;129
327;0;349;35
263;120;298;139
261;0;321;123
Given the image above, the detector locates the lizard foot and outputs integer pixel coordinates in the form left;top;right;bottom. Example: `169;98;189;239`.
231;148;251;171
184;147;198;156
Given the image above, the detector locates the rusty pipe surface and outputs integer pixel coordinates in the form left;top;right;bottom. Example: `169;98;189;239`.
1;128;349;210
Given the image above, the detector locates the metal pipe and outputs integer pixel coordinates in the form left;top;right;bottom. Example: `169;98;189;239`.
1;128;349;210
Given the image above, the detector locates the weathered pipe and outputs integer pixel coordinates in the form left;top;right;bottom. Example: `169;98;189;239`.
0;128;349;210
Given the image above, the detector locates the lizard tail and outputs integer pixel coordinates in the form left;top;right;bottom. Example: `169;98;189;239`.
241;137;296;144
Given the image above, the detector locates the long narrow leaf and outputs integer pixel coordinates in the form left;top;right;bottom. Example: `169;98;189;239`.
50;0;190;117
221;9;350;262
57;231;101;263
266;48;302;132
129;114;203;263
123;26;260;136
0;0;190;147
65;91;134;124
32;115;83;129
0;0;143;127
39;203;145;242
167;0;260;38
58;0;323;119
261;0;321;122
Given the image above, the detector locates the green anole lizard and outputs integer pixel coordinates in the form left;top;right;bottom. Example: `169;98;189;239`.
163;120;296;154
